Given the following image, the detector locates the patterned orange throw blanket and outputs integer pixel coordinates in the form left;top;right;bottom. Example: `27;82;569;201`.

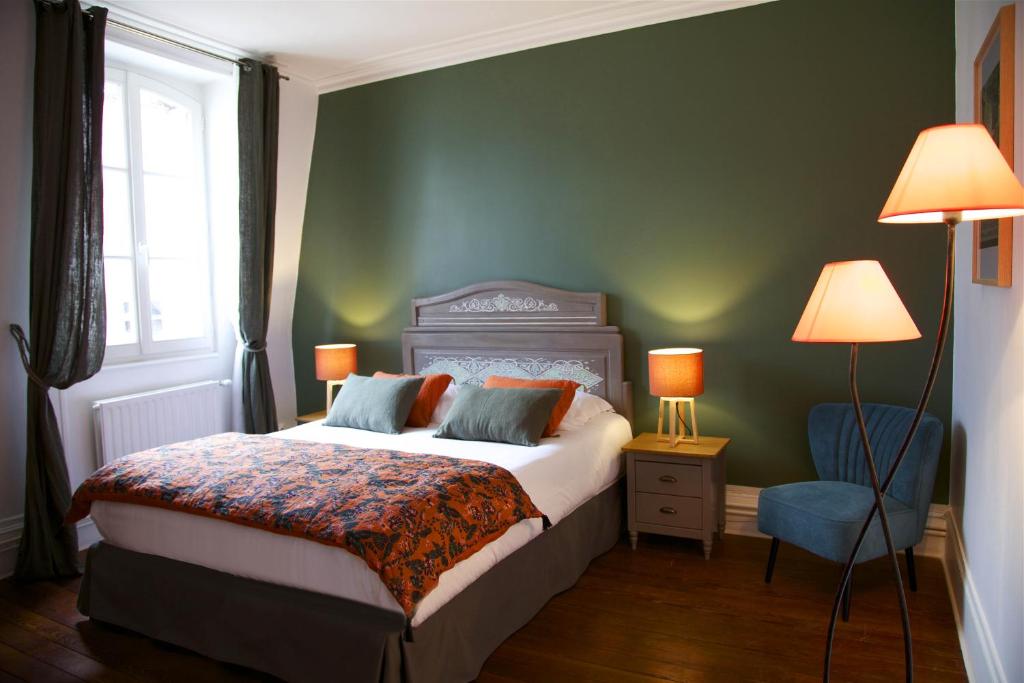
67;433;545;616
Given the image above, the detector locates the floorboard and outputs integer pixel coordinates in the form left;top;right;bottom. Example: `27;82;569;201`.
0;534;966;682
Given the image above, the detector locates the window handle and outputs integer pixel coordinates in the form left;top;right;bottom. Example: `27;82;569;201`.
658;475;677;484
659;506;677;515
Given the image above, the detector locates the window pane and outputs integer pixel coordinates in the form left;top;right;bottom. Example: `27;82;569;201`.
104;257;138;346
102;168;133;257
148;258;208;342
143;173;203;258
102;80;127;168
139;88;195;177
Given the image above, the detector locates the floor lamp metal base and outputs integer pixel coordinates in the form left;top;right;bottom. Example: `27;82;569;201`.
822;219;956;683
831;343;914;683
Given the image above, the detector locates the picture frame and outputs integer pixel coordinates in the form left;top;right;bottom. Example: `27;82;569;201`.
973;4;1015;287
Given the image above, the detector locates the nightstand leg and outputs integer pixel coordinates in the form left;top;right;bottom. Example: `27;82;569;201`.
629;531;638;550
703;537;712;560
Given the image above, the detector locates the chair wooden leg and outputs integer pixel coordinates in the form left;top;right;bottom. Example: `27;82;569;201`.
764;537;780;583
905;547;918;593
841;571;852;622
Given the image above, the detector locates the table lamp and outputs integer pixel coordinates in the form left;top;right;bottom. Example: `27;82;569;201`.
811;124;1024;683
648;348;704;446
794;260;920;683
314;343;357;412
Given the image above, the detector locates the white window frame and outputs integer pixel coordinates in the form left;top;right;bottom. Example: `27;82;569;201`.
103;66;216;363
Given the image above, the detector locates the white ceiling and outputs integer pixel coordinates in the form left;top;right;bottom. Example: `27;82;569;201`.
100;1;771;92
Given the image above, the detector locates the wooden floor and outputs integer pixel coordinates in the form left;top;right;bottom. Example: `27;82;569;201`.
0;534;966;682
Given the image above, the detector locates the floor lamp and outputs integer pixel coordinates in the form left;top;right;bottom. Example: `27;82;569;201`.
793;260;922;681
818;124;1024;683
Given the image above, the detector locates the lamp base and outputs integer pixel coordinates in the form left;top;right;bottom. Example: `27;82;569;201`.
656;397;699;446
325;379;345;413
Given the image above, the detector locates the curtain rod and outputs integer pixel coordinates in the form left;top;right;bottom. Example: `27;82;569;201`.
106;17;290;81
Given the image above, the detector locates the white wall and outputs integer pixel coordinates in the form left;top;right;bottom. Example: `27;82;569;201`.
0;0;34;567
267;76;318;428
951;3;1024;681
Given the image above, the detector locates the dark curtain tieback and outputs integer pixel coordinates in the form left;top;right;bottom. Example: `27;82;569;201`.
244;342;267;353
9;324;51;390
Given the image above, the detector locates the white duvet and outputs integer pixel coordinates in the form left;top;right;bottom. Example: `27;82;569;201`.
89;412;631;626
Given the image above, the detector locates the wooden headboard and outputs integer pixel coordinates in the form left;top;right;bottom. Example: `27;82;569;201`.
401;281;632;424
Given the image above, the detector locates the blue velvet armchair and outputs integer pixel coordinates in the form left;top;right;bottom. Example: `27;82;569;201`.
757;403;943;618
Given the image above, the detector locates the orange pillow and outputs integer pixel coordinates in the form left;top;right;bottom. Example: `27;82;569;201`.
482;376;580;437
373;372;454;427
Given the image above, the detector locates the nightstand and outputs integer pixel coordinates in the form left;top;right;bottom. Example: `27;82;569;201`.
296;410;327;425
624;433;730;560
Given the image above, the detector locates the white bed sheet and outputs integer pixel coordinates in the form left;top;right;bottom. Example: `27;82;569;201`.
89;412;631;626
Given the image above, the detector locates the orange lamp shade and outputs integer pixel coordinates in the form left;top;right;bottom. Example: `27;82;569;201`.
792;261;921;343
648;348;704;398
314;343;357;381
879;123;1024;224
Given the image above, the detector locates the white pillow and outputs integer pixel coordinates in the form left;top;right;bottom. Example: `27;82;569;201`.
430;383;460;424
557;390;614;432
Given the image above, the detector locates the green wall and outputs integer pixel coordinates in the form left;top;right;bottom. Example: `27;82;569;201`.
294;0;955;501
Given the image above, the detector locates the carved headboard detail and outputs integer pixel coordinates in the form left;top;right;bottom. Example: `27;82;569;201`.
402;281;632;424
411;280;606;327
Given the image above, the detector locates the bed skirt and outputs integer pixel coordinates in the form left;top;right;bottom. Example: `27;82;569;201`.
78;479;624;683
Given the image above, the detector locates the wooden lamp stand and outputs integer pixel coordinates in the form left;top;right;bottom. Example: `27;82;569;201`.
656;396;699;446
325;379;345;413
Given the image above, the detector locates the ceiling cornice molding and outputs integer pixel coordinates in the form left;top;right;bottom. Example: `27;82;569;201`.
314;0;772;94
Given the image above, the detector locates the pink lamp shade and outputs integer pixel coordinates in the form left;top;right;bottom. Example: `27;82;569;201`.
792;261;921;343
879;123;1024;224
314;343;357;381
648;348;704;398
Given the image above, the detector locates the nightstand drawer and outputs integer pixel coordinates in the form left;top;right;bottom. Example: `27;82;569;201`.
635;461;701;497
635;493;701;529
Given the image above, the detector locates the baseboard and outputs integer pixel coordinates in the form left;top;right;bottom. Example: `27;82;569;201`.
0;514;22;579
941;511;1008;683
77;516;101;549
0;514;100;580
724;484;949;558
724;485;767;538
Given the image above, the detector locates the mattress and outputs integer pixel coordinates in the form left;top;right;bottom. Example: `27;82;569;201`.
89;412;631;626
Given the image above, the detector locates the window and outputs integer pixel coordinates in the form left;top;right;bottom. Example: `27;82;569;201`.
102;67;215;361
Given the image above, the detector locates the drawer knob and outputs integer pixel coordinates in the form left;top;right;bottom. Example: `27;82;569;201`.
658;475;678;484
659;506;677;515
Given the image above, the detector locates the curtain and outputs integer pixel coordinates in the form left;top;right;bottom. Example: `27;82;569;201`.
237;59;280;434
8;0;107;580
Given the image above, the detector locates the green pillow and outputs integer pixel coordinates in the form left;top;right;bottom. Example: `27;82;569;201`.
434;386;562;447
324;374;425;434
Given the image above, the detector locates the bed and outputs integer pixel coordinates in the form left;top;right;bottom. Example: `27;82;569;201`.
77;281;634;683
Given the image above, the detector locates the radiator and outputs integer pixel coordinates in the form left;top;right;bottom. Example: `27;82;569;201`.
92;380;230;466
